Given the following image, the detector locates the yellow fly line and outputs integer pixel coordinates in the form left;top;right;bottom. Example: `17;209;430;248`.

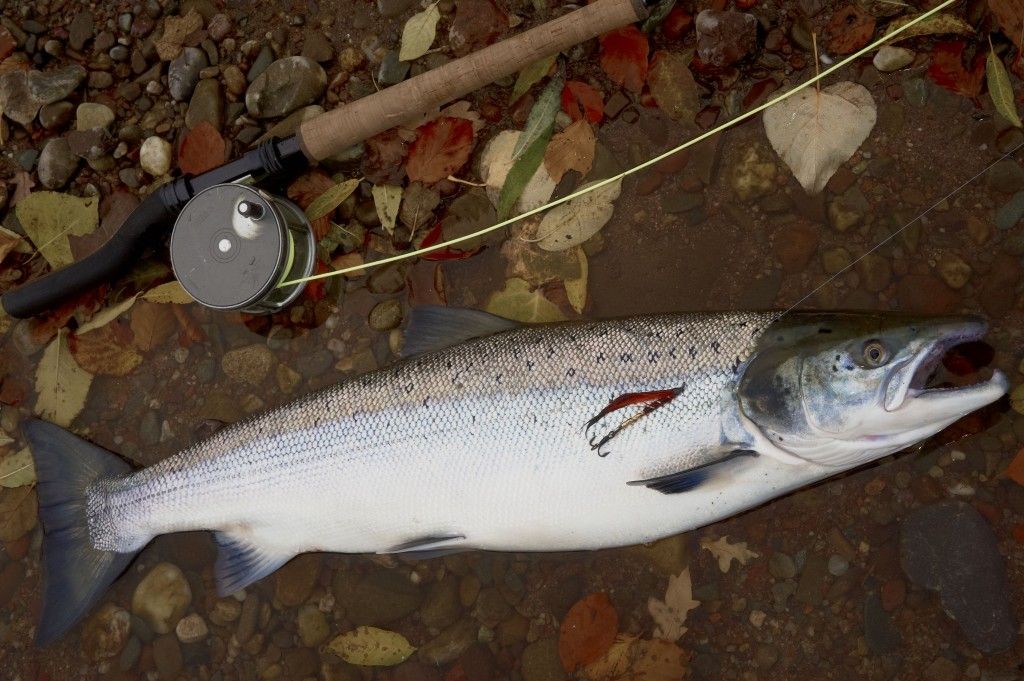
280;0;960;289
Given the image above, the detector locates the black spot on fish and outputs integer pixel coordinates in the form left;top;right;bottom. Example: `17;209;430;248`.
620;352;633;362
526;359;535;370
648;351;659;363
596;352;605;363
494;373;503;383
567;368;576;377
422;397;429;407
668;348;677;359
689;347;697;359
405;383;414;393
711;341;720;354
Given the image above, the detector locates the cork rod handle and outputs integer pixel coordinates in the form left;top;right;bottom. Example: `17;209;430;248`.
297;0;649;161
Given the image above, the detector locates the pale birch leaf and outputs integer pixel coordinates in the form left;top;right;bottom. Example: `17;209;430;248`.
399;2;441;62
700;535;760;573
35;329;93;427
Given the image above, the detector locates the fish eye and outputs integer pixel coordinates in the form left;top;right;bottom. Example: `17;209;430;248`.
862;340;889;367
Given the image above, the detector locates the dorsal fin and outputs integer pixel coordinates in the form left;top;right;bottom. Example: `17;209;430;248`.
401;306;521;357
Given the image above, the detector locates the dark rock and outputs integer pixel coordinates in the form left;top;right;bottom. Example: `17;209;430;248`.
235;593;260;644
248;45;275;84
168;47;208;101
39;101;74;129
417;620;477;665
864;591;900;655
67;129;112;160
979;254;1020;318
897;274;958;314
281;647;319;678
245;56;326;118
69;11;95;51
900;501;1017;653
377;50;410;86
301;30;333;62
377;0;419;16
15;149;38;170
274;554;320;607
795;552;829;606
38;137;80;188
987;160;1024;194
773;221;819;273
696;11;758;67
0;561;25;609
152;634;183;679
88;70;114;89
420;576;461;629
995;190;1024;230
332;568;422;625
520;637;566;681
185;78;223;130
207;13;232;41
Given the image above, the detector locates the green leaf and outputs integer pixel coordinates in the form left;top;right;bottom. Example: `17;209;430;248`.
15;192;99;269
399;2;440;62
371;184;403;235
509;54;557;104
511;70;563;162
0;448;36;489
496;129;553;220
35;329;93;428
641;0;677;33
327;626;416;666
882;13;974;42
486;277;567;323
988;48;1022;128
305;178;361;222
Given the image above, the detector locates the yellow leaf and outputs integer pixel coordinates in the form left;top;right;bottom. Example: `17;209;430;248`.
535;179;622;252
0;447;36;488
372;184;403;235
15;192;99;269
583;634;638;680
544;120;596;184
565;248;588;314
883;13;975;42
510;54;557;104
988;48;1022;128
76;294;139;335
699;535;759;573
35;329;93;428
327;626;416;666
142;281;194;304
647;567;700;642
305;178;361;222
399;2;441;62
71;326;144;377
486;278;567;323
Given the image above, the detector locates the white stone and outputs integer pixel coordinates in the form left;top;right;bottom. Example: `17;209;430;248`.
873;46;914;73
175;613;209;644
140;136;172;176
131;562;192;634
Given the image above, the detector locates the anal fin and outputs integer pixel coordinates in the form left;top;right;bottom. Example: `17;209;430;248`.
213;531;293;596
628;450;758;495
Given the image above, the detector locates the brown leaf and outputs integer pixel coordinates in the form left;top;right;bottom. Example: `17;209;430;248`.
0;227;23;264
70;325;143;377
825;5;876;55
449;0;507;56
287;170;337;240
0;485;37;542
1004;447;1024;486
988;0;1024;43
156;10;203;61
559;593;619;672
544;120;596;184
406;117;475;184
131;301;178;352
363;130;409;185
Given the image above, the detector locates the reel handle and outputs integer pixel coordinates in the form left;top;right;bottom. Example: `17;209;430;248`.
296;0;651;161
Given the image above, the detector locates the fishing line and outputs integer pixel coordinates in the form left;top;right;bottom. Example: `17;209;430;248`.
279;0;960;288
777;141;1024;318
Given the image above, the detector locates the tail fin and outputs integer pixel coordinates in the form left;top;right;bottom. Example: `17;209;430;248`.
23;419;140;646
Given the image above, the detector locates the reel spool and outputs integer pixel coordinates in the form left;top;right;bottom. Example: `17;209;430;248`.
170;184;316;314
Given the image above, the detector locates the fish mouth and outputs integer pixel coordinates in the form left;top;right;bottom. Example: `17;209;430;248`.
884;316;1008;413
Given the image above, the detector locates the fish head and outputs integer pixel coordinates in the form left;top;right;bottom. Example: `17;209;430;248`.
738;312;1008;467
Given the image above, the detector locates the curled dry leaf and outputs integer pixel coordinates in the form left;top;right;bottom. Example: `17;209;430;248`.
76;294;139;335
545;120;596;184
306;178;361;222
0;447;36;488
584;635;689;681
131;300;178;352
399;1;441;62
327;626;416;666
179;121;227;175
486;278;566;323
1004;447;1024;486
0;226;27;264
882;13;974;42
142;280;194;304
699;535;759;573
987;0;1024;42
15;191;99;269
825;4;875;55
600;26;649;93
647;51;699;122
71;325;144;377
647;567;700;642
155;10;203;60
372;184;403;235
35;328;93;427
763;81;876;194
561;80;604;124
406;116;476;184
288;170;337;240
559;592;619;672
535;179;622;252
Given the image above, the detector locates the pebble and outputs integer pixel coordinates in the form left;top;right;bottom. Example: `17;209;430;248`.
377;0;419;16
459;574;481;607
274;554;320;607
421;577;461;629
828;187;869;231
296;603;330;647
936;252;971;289
730;145;776;201
37;137;79;189
368;299;403;331
223;64;247;96
296;348;335;379
768;552;797;580
695;10;758;67
754;643;779;669
119;636;141;671
186;78;224;130
248;45;275;84
69;11;95;51
39;101;74;130
987;160;1024;194
131;562;193;635
773;221;819;273
897;274;958;314
900;501;1017;653
140;136;172;176
0;562;24;609
245;56;327;118
520;637;566;681
995;191;1024;230
81;603;132;661
827;554;849;576
236;593;260;644
301;30;334;63
332;568;422;625
210;597;243;626
208;13;232;41
795;552;828;605
152;633;183;679
856;253;891;293
377;50;410;86
864;591;900;654
417;620;478;666
168;47;208;102
30;64;88;106
175;613;208;644
873;46;914;72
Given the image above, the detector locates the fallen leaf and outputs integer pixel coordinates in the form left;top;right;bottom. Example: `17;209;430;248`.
35;328;93;427
0;225;26;263
511;54;557;104
363;130;409;184
559;593;619;672
513;70;563;161
989;48;1022;127
406;117;475;184
499;74;563;219
647;51;699;121
0;486;36;542
76;294;139;335
927;41;985;99
825;4;876;55
288;170;338;239
130;300;178;352
156;10;203;61
306;178;361;222
399;1;441;61
501;222;582;286
0;447;35;488
479;130;557;215
419;222;484;260
545;120;596;183
486;278;566;323
535;179;622;251
15;191;99;269
1004;447;1024;486
327;626;416;666
142;281;194;304
399;182;441;230
699;535;759;573
561;80;604;124
372;184;403;235
987;0;1024;43
178;121;227;174
565;248;588;314
647;567;700;642
11;170;34;207
71;325;144;377
600;26;649;93
448;0;507;56
583;634;638;680
882;12;975;42
763;81;877;194
583;636;688;681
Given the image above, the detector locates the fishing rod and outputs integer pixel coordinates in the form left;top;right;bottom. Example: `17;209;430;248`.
0;0;657;318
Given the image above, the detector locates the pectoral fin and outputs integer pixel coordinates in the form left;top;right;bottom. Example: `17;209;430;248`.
383;533;468;560
628;450;758;494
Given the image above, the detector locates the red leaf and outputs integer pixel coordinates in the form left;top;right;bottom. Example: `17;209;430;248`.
303;261;333;302
362;130;408;185
558;592;618;672
662;6;693;40
599;26;649;93
405;117;475;185
178;121;226;175
419;222;483;261
825;4;875;55
928;41;985;99
561;81;604;124
287;170;336;240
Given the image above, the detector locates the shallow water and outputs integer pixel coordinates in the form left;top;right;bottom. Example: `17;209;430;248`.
1;0;1024;679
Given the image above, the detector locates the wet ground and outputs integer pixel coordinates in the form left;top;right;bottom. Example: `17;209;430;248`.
1;0;1024;679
